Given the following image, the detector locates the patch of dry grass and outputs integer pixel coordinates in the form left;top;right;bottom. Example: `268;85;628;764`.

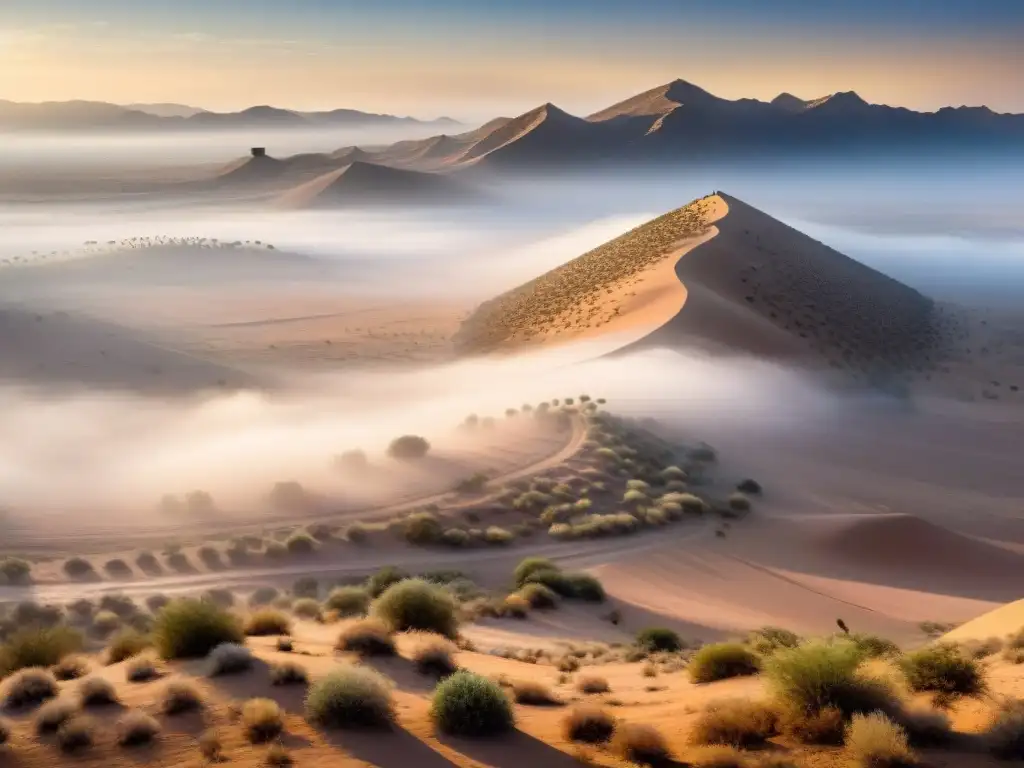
690;698;778;747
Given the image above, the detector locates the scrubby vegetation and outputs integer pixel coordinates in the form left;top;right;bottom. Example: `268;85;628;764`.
117;709;161;747
336;619;396;656
57;715;96;752
372;578;458;638
637;627;683;653
689;643;761;683
325;586;370;616
153;599;244;659
106;629;151;664
387;434;430;461
160;680;204;715
431;671;514;736
613;722;672;766
691;698;778;748
270;661;309;686
243;698;285;743
512;679;561;706
900;643;985;700
125;654;162;683
412;635;459;677
1;668;59;709
844;712;916;768
79;676;119;706
565;705;616;743
207;642;254;676
305;666;394;728
244;608;292;637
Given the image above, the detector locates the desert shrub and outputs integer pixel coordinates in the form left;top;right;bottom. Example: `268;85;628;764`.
636;627;683;653
136;552;162;574
346;522;368;543
523;568;576;597
442;528;470;547
153;599;244;659
66;598;95;622
198;729;223;761
243;698;284;743
564;705;615;743
387;434;430;460
519;583;558;609
623;489;650;507
455;473;489;494
691;699;778;747
79;676;119;707
849;633;901;659
565;573;606;602
514;557;558;587
166;551;193;572
285;532;317;556
249;586;280;606
372;578;458;638
91;609;121;637
844;712;916;768
484;526;514;545
412;635;458;677
63;557;95;579
51;654;90;681
324;587;368;618
737;478;762;494
727;493;751;513
690;643;761;684
305;665;394;728
276;637;294;652
270;661;308;686
896;704;952;747
336;618;396;656
245;608;292;637
766;641;899;744
292;576;319;599
36;698;78;733
207;642;253;676
197;547;223;570
512;679;561;706
335;449;368;471
292;598;322;620
748;626;802;655
613;722;671;766
117;709;161;747
146;593;170;612
125;654;161;682
1;667;58;709
0;557;31;585
430;671;514;736
106;629;152;664
403;512;443;545
12;600;64;627
900;643;985;699
57;715;95;752
578;675;610;694
366;565;408;597
987;700;1024;759
161;680;203;714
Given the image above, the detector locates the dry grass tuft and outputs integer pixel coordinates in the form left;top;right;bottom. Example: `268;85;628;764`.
160;680;204;715
336;618;396;656
79;676;119;706
242;698;285;743
564;705;616;744
612;722;672;766
117;709;161;746
1;668;59;709
844;712;918;767
512;679;562;706
411;634;459;677
690;698;778;747
577;675;610;694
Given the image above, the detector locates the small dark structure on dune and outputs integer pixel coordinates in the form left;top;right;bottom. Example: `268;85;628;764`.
251;147;267;158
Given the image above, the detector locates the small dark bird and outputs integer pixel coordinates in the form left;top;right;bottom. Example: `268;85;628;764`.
837;618;850;635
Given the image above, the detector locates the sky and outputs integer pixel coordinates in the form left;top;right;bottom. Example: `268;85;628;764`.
2;0;1023;121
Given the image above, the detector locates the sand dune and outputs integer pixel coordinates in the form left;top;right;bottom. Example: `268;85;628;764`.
0;305;259;395
277;161;474;209
942;599;1024;643
457;193;947;383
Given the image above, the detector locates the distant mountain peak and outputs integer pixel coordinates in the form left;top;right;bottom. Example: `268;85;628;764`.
663;79;717;103
808;91;870;111
771;93;808;112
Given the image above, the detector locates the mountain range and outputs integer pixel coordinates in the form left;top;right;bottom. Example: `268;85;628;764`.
346;79;1024;173
0;100;460;132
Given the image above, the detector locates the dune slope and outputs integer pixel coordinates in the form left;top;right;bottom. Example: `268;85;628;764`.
277;161;474;208
457;192;945;379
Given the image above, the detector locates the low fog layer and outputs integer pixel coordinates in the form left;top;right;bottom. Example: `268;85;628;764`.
0;346;834;525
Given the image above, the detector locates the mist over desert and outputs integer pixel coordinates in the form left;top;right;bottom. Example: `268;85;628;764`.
1;9;1024;765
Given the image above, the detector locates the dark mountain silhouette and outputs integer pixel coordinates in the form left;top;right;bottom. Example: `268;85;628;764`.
277;161;476;208
0;99;460;132
361;78;1024;173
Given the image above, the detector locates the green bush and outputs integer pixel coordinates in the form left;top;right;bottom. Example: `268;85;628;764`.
518;583;558;609
484;526;514;545
249;586;280;606
292;598;321;620
403;512;443;545
207;642;253;676
513;557;558;588
523;568;575;597
766;641;899;743
152;599;244;660
366;566;408;597
0;625;83;676
270;661;309;686
285;533;317;556
689;642;760;684
901;644;985;699
242;698;284;743
63;557;96;579
292;577;319;599
244;608;292;637
748;626;802;656
105;630;152;664
372;579;458;638
0;557;31;585
305;666;394;728
636;627;683;653
325;586;370;616
849;633;901;659
727;493;751;513
565;573;605;602
844;712;916;768
430;671;514;737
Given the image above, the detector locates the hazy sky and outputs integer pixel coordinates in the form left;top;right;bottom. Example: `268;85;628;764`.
2;0;1022;120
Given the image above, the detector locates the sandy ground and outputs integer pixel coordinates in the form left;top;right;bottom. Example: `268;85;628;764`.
0;617;1020;768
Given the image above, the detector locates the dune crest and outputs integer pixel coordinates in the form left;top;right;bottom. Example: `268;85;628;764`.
277;161;473;208
458;192;947;380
